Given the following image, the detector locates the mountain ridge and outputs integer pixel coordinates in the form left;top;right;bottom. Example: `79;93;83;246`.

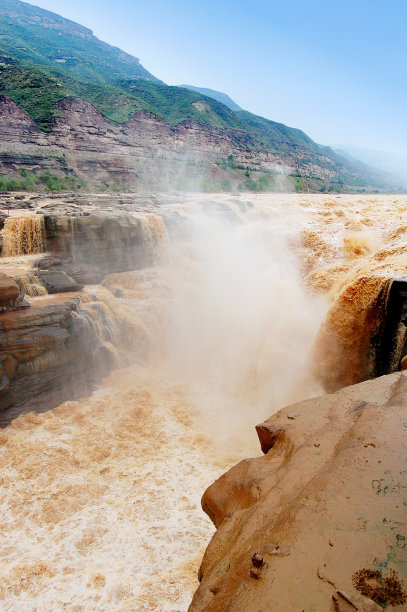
179;85;242;111
0;0;160;84
0;0;400;192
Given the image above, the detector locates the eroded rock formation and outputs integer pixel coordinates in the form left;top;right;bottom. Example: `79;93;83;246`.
0;294;119;422
0;205;169;418
0;272;30;312
42;210;164;280
191;373;407;612
0;95;342;189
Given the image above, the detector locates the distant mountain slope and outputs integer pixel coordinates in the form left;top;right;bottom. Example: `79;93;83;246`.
0;0;399;192
179;85;242;111
0;0;160;84
0;64;249;130
335;145;407;186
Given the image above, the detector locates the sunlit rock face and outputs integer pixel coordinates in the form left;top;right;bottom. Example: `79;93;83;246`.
191;373;407;612
0;272;29;312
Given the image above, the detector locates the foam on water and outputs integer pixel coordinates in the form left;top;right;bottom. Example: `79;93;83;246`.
0;194;406;610
0;369;230;611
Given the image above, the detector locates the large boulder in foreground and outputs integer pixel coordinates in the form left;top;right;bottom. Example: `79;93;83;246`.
191;373;407;612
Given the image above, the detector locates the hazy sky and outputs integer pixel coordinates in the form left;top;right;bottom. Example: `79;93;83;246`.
25;0;406;157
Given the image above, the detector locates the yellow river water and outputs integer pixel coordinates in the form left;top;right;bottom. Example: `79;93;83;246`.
0;193;406;611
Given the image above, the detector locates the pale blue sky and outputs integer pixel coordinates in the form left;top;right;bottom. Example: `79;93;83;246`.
25;0;407;161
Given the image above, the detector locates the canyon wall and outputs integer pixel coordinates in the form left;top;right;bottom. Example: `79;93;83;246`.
0;95;340;189
0;210;166;421
0;294;119;422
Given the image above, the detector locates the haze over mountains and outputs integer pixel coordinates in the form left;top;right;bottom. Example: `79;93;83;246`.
335;145;407;185
0;0;402;192
179;85;242;112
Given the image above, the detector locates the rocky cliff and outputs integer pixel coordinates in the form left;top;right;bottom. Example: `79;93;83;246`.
42;209;165;280
191;372;407;611
0;95;367;191
0;206;166;420
0;293;120;422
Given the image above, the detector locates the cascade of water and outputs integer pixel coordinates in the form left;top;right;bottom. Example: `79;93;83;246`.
15;273;48;297
138;213;167;261
2;216;45;257
1;195;406;612
312;251;407;392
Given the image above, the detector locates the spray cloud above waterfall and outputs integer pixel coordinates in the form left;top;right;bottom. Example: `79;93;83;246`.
0;192;407;610
160;196;325;446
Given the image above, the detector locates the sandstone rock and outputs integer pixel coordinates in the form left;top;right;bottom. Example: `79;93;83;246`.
34;256;103;286
0;273;19;303
0;273;30;312
34;256;66;270
43;211;163;277
39;203;87;215
191;373;407;612
0;294;118;422
36;270;84;294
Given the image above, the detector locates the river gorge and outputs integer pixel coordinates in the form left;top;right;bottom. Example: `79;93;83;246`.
0;192;406;611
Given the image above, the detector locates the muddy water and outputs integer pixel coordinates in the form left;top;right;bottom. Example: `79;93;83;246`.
2;216;45;257
0;194;406;611
0;369;231;611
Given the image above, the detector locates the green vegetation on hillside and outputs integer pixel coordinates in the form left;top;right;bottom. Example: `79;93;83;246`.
0;63;249;130
0;167;85;191
0;0;159;84
0;65;69;129
0;0;397;192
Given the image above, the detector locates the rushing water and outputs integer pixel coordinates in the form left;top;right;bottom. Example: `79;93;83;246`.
0;194;406;610
2;216;45;257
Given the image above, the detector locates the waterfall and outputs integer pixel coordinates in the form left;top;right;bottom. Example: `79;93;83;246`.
15;273;48;297
139;213;167;260
2;216;45;257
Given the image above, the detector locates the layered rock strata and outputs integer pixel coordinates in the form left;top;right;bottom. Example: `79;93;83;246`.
0;95;343;189
0;294;118;422
0;207;166;418
191;372;407;612
42;210;163;281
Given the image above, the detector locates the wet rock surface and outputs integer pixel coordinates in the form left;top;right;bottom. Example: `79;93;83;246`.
0;294;117;421
0;199;167;417
35;270;84;294
43;211;161;280
191;373;407;612
0;272;30;312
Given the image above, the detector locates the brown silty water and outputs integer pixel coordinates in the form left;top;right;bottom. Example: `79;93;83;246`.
2;215;45;257
0;194;406;610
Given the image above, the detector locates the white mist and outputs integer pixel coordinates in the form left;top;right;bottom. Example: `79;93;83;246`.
162;197;326;449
